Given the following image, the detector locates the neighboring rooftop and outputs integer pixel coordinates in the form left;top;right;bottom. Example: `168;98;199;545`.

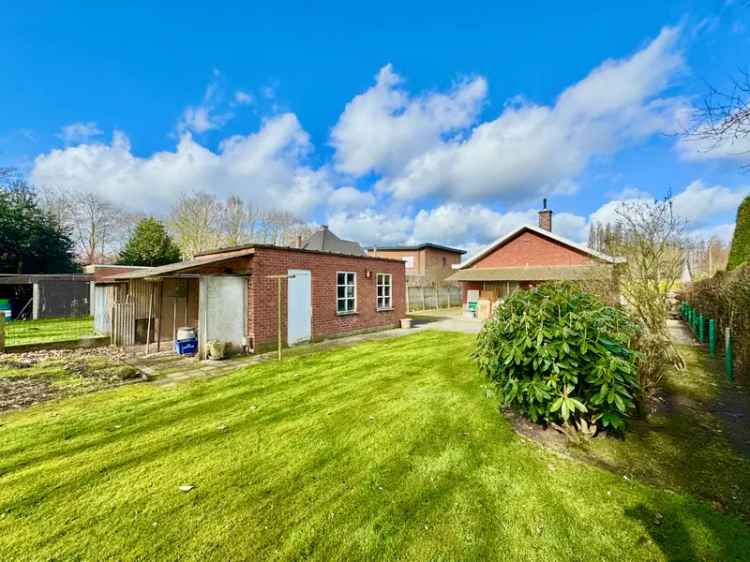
367;243;466;255
302;226;366;257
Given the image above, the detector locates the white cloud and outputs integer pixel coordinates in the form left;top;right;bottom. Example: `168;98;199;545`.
234;90;253;106
31;113;333;218
676;116;750;164
331;64;487;176
332;27;685;204
588;180;748;240
329;203;588;251
57;122;102;144
177;74;233;135
328;186;376;211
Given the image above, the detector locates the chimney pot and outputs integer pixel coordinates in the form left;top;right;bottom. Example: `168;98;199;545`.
296;235;303;249
538;200;553;232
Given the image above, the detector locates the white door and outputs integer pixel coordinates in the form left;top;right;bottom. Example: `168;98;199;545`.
287;269;312;345
200;276;246;354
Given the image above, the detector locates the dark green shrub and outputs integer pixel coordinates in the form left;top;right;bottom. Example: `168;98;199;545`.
474;282;640;432
728;196;750;271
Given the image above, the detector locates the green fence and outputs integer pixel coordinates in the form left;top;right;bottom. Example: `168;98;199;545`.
680;302;733;382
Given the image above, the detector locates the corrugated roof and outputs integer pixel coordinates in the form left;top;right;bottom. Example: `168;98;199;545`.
445;265;613;282
366;243;466;255
302;228;366;256
105;248;255;281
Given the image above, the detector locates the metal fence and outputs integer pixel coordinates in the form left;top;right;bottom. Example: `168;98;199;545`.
2;315;96;348
407;285;462;312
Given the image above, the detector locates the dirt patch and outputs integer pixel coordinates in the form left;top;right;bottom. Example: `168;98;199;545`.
0;347;146;413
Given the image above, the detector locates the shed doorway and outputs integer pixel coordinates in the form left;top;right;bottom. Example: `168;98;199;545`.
287;269;312;345
199;276;247;357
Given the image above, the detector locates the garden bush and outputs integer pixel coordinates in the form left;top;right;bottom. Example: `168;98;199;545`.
474;282;640;432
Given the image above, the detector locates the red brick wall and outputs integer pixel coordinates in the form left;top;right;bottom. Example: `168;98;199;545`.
473;231;594;268
248;248;406;348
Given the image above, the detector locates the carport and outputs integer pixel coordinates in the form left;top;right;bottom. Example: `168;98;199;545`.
98;249;253;358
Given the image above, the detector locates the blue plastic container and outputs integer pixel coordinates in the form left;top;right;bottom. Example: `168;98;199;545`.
176;337;198;355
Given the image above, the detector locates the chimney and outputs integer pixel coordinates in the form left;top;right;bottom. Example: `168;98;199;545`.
321;224;328;232
538;198;553;232
296;235;303;249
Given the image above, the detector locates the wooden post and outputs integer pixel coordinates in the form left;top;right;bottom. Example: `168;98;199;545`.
146;286;154;355
405;284;410;313
0;315;5;353
156;282;163;352
277;277;282;360
421;287;426;311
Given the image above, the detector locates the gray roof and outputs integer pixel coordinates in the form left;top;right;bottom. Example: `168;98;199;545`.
303;228;366;256
367;243;466;255
446;265;614;282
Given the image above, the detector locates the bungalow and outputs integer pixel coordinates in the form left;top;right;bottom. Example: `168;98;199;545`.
96;238;406;357
446;201;623;314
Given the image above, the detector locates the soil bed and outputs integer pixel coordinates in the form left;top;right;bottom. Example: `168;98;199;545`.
0;348;145;413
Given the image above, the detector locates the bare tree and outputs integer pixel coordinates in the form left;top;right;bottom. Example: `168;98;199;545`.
37;186;133;264
168;192;316;257
169;192;224;258
685;68;750;167
610;196;688;393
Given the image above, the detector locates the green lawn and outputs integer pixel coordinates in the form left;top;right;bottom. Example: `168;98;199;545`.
4;316;96;346
579;344;750;522
0;332;748;560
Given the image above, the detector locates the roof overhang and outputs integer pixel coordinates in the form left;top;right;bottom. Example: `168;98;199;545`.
103;249;255;282
446;265;614;283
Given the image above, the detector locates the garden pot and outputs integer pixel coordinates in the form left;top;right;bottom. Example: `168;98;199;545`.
400;318;412;329
207;340;226;360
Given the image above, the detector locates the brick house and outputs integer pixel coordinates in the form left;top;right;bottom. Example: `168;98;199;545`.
366;244;465;286
101;243;406;356
446;201;623;308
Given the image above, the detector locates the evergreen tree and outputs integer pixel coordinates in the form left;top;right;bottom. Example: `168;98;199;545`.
0;176;77;273
728;195;750;271
117;217;182;267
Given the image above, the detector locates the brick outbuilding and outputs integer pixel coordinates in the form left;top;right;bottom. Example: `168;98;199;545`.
103;244;406;356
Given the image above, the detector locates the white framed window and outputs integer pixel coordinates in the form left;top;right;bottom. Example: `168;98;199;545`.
376;273;392;310
401;255;415;269
336;272;356;313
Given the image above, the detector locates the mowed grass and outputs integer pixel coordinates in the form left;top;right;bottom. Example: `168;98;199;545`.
0;332;748;561
580;344;750;521
5;316;95;346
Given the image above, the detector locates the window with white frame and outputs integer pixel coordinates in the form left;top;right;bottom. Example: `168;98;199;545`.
336;272;356;313
376;273;392;310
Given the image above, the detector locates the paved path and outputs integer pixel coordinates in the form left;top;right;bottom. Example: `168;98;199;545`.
127;312;482;387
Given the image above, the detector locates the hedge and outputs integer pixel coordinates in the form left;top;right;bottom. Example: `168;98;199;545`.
728;196;750;271
685;264;750;378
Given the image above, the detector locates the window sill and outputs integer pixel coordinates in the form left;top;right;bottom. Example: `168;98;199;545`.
336;311;358;316
376;307;394;312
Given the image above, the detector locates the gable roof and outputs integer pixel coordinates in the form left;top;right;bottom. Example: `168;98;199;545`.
366;243;466;255
456;224;624;270
302;228;366;256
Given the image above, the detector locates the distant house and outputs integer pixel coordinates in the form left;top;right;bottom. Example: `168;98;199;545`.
302;225;366;256
446;201;623;307
366;244;466;286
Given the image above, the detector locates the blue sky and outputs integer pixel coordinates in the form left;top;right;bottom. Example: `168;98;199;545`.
2;1;749;252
